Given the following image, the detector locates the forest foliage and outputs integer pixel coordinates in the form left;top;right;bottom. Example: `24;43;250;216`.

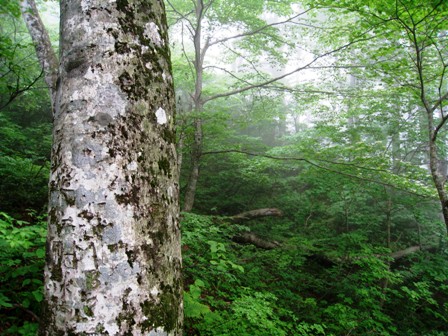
1;0;448;335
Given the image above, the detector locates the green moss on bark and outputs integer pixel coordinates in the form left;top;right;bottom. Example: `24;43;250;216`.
140;288;179;332
85;270;100;290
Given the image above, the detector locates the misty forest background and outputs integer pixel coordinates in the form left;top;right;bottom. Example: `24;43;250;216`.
1;0;448;335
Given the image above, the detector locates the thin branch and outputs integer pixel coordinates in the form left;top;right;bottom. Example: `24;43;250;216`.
180;21;195;81
221;43;269;78
202;149;432;198
165;0;195;27
262;85;348;96
413;0;444;27
433;95;448;140
0;68;44;110
203;65;254;86
203;33;377;104
209;9;312;47
12;303;40;322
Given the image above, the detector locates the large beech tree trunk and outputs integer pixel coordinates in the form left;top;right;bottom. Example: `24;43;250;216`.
40;0;182;334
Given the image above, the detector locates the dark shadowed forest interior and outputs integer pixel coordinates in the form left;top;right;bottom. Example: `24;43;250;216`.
1;0;448;335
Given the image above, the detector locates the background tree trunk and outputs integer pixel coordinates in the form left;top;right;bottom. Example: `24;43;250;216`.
20;0;58;108
40;0;182;334
183;118;202;212
181;0;206;212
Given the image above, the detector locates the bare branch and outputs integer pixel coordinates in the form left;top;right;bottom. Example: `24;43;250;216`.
0;68;44;110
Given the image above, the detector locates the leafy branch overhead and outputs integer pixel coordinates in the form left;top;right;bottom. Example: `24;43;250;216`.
202;149;435;198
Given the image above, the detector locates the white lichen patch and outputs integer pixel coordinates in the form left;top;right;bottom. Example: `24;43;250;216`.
155;107;167;125
92;266;150;335
83;66;97;81
162;71;172;83
83;66;115;84
150;286;159;296
70;86;98;101
80;0;93;12
80;248;97;271
149;327;169;336
167;186;173;198
127;161;138;171
144;22;163;47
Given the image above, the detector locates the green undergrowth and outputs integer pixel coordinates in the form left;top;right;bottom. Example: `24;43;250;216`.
1;211;448;335
181;213;448;336
0;211;45;335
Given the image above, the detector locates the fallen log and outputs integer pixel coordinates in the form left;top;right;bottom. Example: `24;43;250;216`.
391;245;439;260
232;232;281;250
231;208;283;222
391;246;421;259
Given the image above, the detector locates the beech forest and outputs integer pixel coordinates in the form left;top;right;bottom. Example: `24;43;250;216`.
1;0;448;335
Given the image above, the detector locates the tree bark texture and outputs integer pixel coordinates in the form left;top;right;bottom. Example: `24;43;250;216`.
20;0;58;108
40;1;182;334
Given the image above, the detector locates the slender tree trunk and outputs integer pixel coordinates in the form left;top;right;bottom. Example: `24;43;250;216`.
385;194;392;248
183;118;202;212
40;0;182;334
182;0;206;212
177;135;184;174
409;25;448;233
20;0;58;108
428;127;448;229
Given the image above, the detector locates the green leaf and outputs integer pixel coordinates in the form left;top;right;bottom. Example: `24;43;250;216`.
184;291;211;318
32;289;43;302
22;298;30;308
0;292;13;307
35;248;45;258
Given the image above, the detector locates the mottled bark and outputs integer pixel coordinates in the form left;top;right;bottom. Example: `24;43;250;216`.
40;0;182;334
20;0;58;107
